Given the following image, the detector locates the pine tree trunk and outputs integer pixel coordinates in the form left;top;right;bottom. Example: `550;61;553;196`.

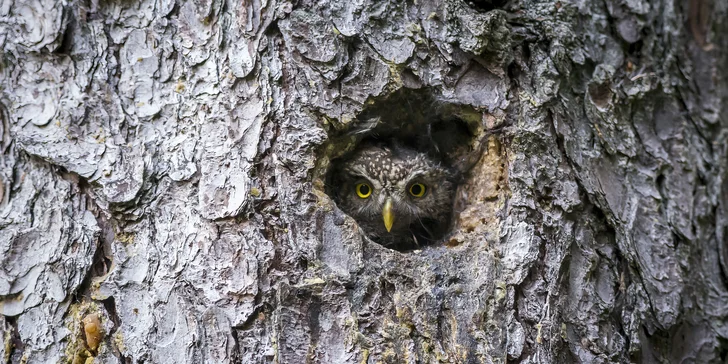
1;0;727;362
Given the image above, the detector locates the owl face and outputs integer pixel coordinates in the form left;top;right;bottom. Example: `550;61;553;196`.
335;145;454;249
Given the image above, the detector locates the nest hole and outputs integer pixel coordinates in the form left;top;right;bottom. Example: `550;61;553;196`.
464;0;509;12
323;88;485;252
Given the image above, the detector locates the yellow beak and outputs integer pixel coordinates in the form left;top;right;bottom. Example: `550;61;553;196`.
382;198;394;232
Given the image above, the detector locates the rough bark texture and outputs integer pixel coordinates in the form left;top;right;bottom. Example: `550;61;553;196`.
1;0;727;362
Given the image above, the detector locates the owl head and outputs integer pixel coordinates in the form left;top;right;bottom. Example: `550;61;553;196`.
333;143;455;250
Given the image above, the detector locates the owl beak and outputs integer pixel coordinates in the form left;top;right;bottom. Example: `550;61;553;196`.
382;198;395;232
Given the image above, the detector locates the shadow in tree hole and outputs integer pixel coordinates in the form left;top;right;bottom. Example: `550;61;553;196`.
324;88;487;251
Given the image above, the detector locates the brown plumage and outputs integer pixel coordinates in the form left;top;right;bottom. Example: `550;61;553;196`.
333;144;455;250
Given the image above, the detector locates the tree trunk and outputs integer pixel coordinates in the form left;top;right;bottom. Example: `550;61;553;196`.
1;0;727;362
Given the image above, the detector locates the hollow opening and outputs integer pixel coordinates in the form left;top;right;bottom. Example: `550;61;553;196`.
464;0;510;12
324;88;484;252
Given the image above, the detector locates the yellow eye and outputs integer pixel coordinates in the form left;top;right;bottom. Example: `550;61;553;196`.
409;183;426;197
356;183;372;198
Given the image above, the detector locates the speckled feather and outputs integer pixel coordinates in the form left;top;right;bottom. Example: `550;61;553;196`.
335;144;455;250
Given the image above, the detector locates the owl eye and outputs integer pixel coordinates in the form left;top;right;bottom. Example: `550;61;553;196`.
356;183;372;198
409;183;426;197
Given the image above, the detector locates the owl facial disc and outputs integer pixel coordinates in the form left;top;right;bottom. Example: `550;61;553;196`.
382;197;394;232
332;143;455;250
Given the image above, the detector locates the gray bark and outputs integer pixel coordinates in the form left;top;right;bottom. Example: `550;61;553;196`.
1;0;727;362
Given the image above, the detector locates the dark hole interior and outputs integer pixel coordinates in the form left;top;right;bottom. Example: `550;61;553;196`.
465;0;510;12
325;88;481;251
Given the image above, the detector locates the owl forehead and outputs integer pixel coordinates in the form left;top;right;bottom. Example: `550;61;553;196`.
347;148;429;184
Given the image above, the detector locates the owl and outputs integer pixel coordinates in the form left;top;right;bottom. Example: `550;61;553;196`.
333;143;456;250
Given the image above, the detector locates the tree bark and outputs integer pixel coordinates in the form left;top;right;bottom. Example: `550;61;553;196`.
1;0;727;362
